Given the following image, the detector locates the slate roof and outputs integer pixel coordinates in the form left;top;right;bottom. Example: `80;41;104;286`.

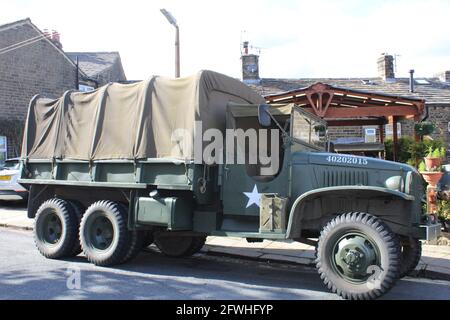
249;77;450;104
66;52;125;80
0;18;87;77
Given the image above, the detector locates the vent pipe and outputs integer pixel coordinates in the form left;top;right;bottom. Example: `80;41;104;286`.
409;69;415;93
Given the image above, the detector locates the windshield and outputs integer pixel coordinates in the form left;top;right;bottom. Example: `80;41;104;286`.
291;107;327;149
2;160;19;170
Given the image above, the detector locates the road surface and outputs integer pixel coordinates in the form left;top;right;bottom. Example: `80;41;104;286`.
0;228;449;300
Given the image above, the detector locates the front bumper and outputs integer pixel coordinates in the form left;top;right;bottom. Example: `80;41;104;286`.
419;223;442;242
0;190;28;201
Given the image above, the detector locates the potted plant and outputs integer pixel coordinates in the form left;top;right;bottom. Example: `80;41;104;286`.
424;146;442;169
418;160;443;186
414;122;435;138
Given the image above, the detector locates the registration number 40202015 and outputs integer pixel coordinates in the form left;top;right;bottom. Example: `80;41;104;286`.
326;155;369;165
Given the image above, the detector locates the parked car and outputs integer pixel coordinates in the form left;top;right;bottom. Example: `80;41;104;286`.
0;158;28;202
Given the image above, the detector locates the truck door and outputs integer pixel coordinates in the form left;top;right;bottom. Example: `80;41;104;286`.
221;113;289;217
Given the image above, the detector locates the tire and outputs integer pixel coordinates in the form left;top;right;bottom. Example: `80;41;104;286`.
80;200;130;266
187;236;206;255
399;236;422;278
34;198;79;259
155;233;204;257
120;229;145;263
117;202;145;264
67;200;85;257
316;212;401;300
142;231;154;248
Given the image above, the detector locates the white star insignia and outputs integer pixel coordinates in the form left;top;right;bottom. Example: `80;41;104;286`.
243;185;261;208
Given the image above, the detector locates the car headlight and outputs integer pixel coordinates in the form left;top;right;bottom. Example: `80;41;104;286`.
385;175;404;192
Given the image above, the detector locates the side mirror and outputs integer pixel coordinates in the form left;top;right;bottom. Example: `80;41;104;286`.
258;104;272;127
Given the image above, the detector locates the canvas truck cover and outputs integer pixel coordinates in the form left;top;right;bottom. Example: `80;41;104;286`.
21;70;265;161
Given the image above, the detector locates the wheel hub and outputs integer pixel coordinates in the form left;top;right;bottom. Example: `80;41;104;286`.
42;212;62;244
88;215;114;251
333;233;379;281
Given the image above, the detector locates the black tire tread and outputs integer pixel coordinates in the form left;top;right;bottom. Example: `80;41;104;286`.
316;212;401;300
80;200;130;266
34;198;79;259
399;237;422;278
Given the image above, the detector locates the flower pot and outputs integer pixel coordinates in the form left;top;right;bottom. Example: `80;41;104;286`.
420;171;443;186
424;157;441;170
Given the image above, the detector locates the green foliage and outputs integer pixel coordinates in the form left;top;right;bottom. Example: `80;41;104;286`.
418;161;426;172
432;148;441;158
439;147;446;159
437;200;450;221
414;122;435;136
384;137;445;167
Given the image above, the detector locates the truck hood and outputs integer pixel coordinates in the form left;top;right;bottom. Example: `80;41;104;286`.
292;151;416;173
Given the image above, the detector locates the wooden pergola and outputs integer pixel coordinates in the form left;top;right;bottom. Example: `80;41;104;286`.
265;82;426;161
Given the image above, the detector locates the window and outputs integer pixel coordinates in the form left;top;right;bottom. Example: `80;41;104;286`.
364;127;377;143
292;108;327;149
0;136;7;164
385;123;401;139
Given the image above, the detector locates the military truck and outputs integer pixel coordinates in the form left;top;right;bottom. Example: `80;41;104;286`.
19;70;440;299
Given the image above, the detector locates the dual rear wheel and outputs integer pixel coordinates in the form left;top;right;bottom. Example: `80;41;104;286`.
34;198;206;266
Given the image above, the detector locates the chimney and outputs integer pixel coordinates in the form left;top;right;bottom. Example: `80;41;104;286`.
436;70;450;83
43;29;51;39
377;53;395;81
409;69;415;93
51;30;62;49
241;41;260;83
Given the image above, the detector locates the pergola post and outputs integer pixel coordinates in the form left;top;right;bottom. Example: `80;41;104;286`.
392;116;398;162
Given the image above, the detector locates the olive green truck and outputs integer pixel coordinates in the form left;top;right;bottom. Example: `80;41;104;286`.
19;70;440;299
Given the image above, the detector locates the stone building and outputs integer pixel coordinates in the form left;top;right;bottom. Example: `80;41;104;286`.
0;18;126;161
66;52;126;89
243;49;450;158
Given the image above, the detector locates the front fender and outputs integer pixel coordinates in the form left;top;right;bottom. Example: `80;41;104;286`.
286;186;415;239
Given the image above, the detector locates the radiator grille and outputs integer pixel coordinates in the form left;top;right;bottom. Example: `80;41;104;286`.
322;169;369;187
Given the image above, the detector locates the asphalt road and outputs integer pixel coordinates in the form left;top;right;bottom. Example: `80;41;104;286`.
0;228;449;300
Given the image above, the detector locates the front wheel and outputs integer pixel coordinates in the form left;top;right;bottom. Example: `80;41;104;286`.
316;212;401;300
399;236;422;278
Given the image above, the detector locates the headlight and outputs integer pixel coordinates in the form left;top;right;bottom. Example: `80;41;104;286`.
385;175;404;192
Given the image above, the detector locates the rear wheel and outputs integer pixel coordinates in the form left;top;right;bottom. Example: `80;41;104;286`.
80;201;130;266
188;236;206;255
316;212;401;300
67;200;84;256
399;236;422;278
34;198;79;259
154;233;205;257
142;231;154;248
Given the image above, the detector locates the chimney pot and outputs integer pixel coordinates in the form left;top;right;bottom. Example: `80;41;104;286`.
409;69;415;93
241;41;260;83
377;53;395;81
436;70;450;83
50;30;62;49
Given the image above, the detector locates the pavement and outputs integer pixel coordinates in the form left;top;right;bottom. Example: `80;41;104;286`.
4;228;450;300
1;203;450;281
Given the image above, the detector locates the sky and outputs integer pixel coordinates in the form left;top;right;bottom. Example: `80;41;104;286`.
1;0;450;80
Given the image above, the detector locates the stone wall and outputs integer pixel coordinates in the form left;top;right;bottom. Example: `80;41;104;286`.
0;21;76;157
